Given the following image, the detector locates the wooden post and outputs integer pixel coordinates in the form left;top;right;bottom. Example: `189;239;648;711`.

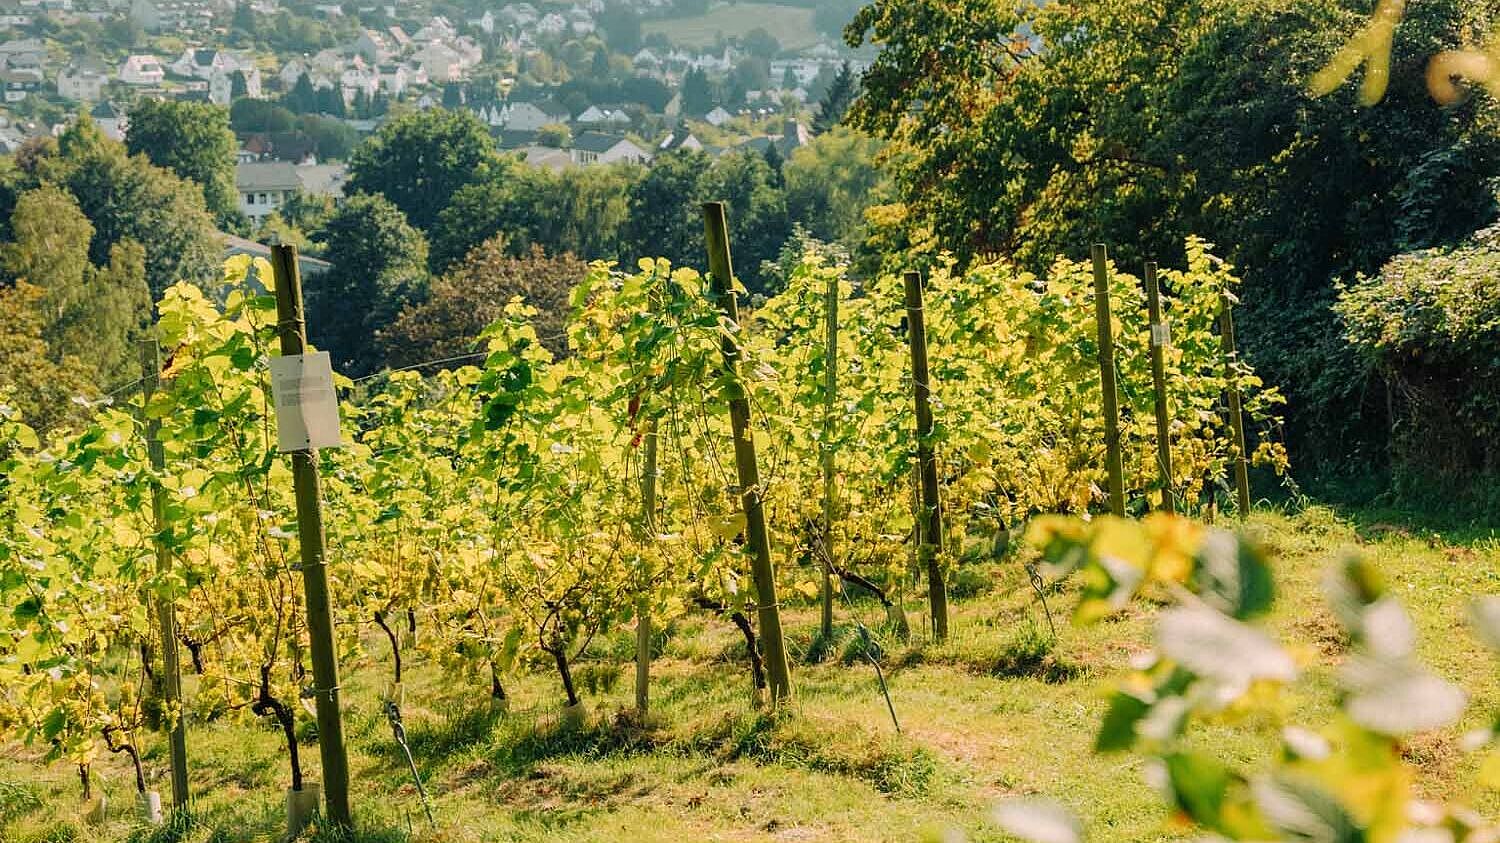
701;202;794;705
819;271;838;641
635;418;658;716
139;340;189;809
1220;291;1252;519
1143;263;1175;513
903;271;948;642
1091;245;1127;517
269;244;352;828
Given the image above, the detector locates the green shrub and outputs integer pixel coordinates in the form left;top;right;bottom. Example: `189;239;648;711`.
1337;224;1500;508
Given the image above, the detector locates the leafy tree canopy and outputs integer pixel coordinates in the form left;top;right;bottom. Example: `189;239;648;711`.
847;0;1500;475
345;108;501;232
126;99;240;225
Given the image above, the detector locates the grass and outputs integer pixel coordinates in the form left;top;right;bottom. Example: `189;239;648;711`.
642;3;822;52
2;507;1497;842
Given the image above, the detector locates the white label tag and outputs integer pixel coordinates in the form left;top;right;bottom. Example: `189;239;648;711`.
270;351;343;453
1150;323;1171;348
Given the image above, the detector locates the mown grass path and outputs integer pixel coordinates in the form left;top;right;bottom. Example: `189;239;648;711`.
3;508;1496;842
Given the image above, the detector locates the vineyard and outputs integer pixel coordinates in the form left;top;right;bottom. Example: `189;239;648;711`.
1;204;1495;843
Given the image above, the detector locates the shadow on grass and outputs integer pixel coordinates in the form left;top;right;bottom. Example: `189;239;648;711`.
677;712;940;797
892;618;1086;684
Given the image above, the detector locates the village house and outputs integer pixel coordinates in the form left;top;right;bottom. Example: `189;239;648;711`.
574;105;630;127
501;100;570;131
236;160;346;222
130;0;213;33
569;131;649;166
0;66;40;101
90;101;127;140
57;60;109;101
119;54;165;86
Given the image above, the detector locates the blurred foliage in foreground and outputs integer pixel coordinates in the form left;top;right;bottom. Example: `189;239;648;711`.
985;514;1499;843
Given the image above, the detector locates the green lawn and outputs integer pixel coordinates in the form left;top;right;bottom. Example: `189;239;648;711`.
643;3;822;52
3;507;1498;842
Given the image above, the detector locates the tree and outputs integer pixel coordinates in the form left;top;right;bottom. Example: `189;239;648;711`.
0;281;98;433
231;1;257;38
742;28;781;60
599;4;643;54
345;108;500;231
537;122;572;148
785;126;885;247
314;84;346;118
847;0;1500;477
681;68;716;116
45;117;221;298
732;57;770;99
286;72;318;114
380;239;585;366
707;149;791;294
306;193;430;375
813;62;857;134
1;185;149;388
620;76;672;111
298;114;358;160
231;98;297;133
126;99;239;223
442;82;464;108
432;158;640;273
624;149;789;293
351;86;371;118
624;149;715;272
2;184;94;344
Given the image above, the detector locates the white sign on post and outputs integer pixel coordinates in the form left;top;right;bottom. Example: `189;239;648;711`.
270;351;343;453
1150;322;1172;348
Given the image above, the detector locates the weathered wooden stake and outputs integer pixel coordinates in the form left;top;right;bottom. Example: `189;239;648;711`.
139;340;189;809
903;271;949;642
269;244;352;828
1091;245;1127;517
702;202;794;705
1143;263;1175;513
1220;291;1253;519
635;418;658;716
819;270;838;641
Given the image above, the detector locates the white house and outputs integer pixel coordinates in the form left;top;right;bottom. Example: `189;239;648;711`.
236;161;346;222
57;60;109;101
118;54;165;86
570;132;649;166
171;47;235;79
704;106;732;127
